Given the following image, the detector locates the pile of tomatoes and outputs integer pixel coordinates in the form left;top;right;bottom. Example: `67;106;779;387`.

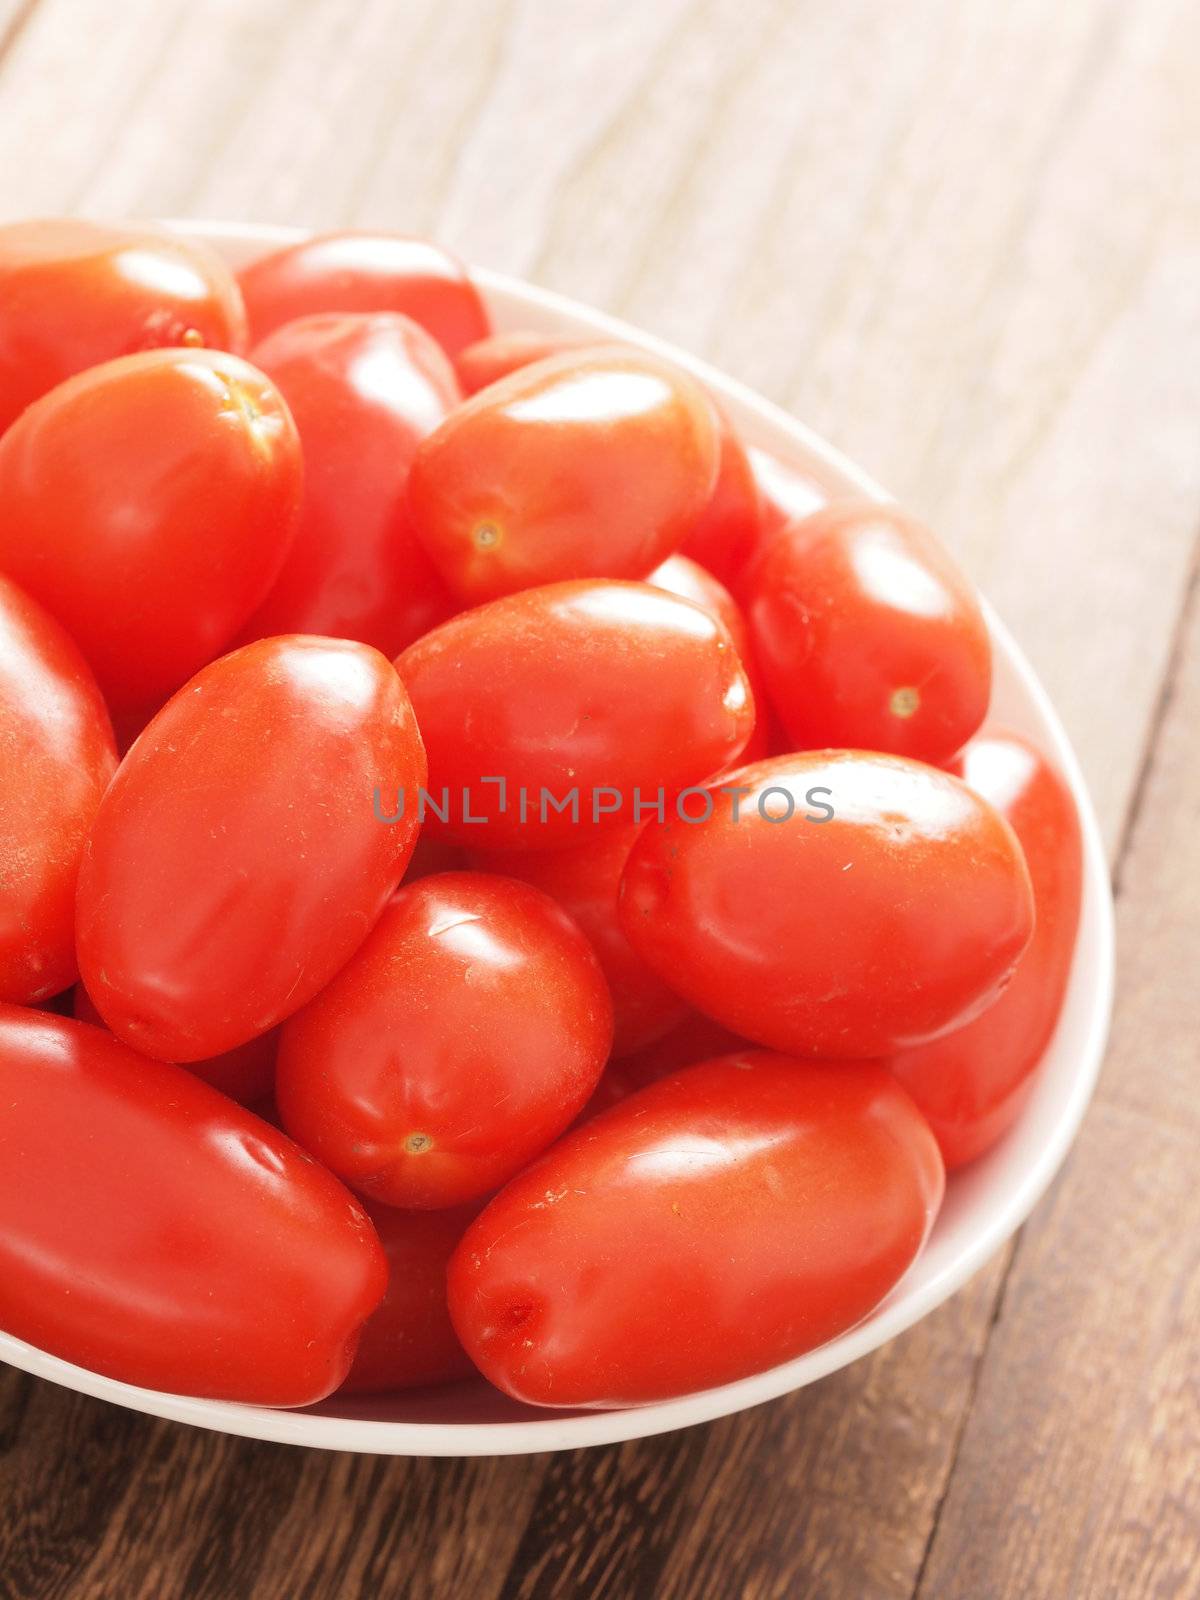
0;220;1082;1412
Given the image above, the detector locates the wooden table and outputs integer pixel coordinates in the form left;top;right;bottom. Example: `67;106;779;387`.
2;2;1198;1595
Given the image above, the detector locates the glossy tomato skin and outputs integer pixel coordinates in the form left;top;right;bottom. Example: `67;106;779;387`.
77;637;426;1063
890;731;1083;1168
449;1052;944;1407
749;445;828;540
471;828;689;1057
238;232;488;357
396;580;754;849
406;350;721;605
73;987;277;1108
0;349;302;714
341;1201;479;1395
454;329;602;395
0;577;116;1003
620;752;1035;1059
676;416;763;590
239;313;461;655
0;1006;385;1404
748;501;991;764
0;219;246;435
277;873;613;1208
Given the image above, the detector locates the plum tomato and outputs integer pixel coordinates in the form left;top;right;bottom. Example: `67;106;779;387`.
890;730;1083;1168
405;349;721;605
454;329;602;395
0;576;116;1003
73;987;277;1109
239;312;461;655
471;827;690;1057
676;415;763;591
277;873;612;1209
448;1052;944;1407
340;1201;480;1395
237;231;488;357
748;501;992;764
0;1006;385;1404
76;636;426;1063
582;1009;750;1116
620;751;1035;1058
0;349;302;715
396;579;754;849
0;218;246;435
748;444;828;538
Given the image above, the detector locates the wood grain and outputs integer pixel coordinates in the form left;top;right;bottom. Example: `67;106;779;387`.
0;0;1197;1595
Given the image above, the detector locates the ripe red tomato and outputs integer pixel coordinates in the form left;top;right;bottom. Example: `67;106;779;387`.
471;827;689;1057
276;872;613;1208
238;312;460;655
238;232;488;356
0;349;302;715
749;445;828;538
620;751;1034;1058
0;576;116;1003
454;329;601;394
341;1201;479;1395
405;350;720;605
676;416;763;590
448;1052;944;1407
890;730;1083;1168
583;1009;749;1116
73;987;277;1109
0;219;246;435
0;1006;385;1404
396;579;754;848
77;637;426;1063
748;501;991;764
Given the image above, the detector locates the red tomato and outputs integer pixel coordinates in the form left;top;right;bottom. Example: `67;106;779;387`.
396;580;754;849
677;416;763;590
448;1052;944;1407
341;1201;479;1395
620;752;1034;1058
471;827;689;1057
648;552;768;761
583;1009;749;1115
238;232;488;357
0;1006;385;1404
890;731;1083;1168
749;445;828;538
0;219;246;435
406;350;720;605
77;637;426;1063
0;349;302;714
238;313;461;655
73;987;277;1109
276;873;613;1208
454;329;601;394
748;501;991;764
0;576;116;1003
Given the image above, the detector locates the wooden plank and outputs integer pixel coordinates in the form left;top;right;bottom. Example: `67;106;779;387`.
916;558;1200;1598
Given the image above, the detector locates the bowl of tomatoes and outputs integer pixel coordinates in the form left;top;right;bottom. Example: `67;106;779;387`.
0;220;1113;1455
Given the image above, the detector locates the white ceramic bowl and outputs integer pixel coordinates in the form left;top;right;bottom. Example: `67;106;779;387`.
0;222;1114;1456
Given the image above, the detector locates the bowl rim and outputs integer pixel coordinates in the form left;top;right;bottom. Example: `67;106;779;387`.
0;220;1115;1456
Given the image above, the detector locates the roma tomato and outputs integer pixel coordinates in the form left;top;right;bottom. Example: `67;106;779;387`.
890;731;1083;1168
239;312;460;655
583;1009;749;1116
454;329;601;395
0;218;246;435
406;350;720;605
448;1052;944;1407
73;987;277;1109
471;827;689;1057
620;752;1034;1058
0;576;116;1003
396;580;754;849
676;416;763;591
748;501;991;764
749;445;828;539
341;1202;479;1395
0;1007;385;1404
238;232;488;356
77;637;426;1063
277;873;612;1208
0;349;302;714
